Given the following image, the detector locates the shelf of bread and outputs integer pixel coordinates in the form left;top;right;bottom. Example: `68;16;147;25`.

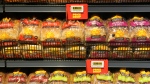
0;16;150;60
4;5;150;12
1;69;150;84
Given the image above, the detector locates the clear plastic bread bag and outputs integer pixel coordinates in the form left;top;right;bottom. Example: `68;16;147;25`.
19;18;41;42
61;20;84;43
85;16;106;42
41;18;62;46
6;71;27;84
114;69;135;84
136;70;148;84
0;18;19;46
107;15;129;43
129;16;150;43
48;70;70;84
71;71;91;84
27;70;49;84
92;71;113;84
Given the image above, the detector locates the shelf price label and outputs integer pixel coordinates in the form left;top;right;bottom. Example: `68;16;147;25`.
66;4;88;20
86;59;108;74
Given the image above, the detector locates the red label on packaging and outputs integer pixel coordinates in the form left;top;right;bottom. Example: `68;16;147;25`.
86;36;106;42
62;21;79;29
30;76;48;83
22;19;40;26
108;21;128;28
0;22;14;28
66;4;88;20
8;76;26;82
19;35;38;41
42;21;60;28
130;20;150;27
86;59;108;74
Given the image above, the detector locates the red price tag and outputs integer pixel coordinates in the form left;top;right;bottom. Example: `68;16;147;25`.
86;59;108;74
66;4;88;20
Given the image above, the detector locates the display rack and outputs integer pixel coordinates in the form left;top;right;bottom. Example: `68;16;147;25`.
0;0;150;69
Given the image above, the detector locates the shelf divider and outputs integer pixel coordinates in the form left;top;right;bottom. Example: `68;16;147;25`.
4;5;150;12
5;60;150;68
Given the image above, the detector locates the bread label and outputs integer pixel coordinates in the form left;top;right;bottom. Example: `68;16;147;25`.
137;36;147;40
8;76;26;83
109;21;128;28
30;76;48;82
66;37;81;42
115;37;124;41
21;18;40;26
86;20;104;27
130;20;150;27
42;21;60;28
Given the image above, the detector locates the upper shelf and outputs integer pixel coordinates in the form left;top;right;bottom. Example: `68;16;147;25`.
4;5;150;12
6;60;150;68
0;5;3;13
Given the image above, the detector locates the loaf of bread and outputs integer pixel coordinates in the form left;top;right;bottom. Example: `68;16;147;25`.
5;71;27;84
27;70;49;84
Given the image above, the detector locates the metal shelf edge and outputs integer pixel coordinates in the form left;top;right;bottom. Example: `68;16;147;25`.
0;60;5;67
6;60;150;68
4;5;150;12
6;60;86;67
0;5;3;13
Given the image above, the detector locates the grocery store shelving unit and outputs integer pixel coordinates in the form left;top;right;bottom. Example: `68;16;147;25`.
5;60;150;68
2;2;150;69
4;5;150;12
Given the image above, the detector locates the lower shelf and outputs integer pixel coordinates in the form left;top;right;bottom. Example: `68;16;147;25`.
5;60;150;68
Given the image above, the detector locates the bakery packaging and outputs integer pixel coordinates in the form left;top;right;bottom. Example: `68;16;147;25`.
136;70;149;84
107;15;129;46
6;71;27;84
92;71;113;84
85;16;106;42
21;44;43;59
19;18;41;43
112;47;133;59
71;71;91;84
43;47;65;59
114;69;135;84
48;70;70;84
89;45;110;58
0;72;5;84
129;16;150;45
61;20;84;43
65;46;86;59
41;18;62;46
0;17;19;46
27;70;49;84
